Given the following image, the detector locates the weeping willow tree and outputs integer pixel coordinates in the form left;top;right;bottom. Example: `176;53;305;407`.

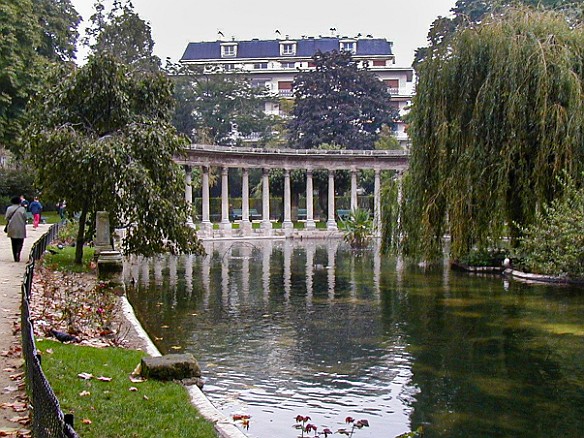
389;7;584;261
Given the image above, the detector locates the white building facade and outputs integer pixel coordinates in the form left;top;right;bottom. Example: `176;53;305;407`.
180;35;414;148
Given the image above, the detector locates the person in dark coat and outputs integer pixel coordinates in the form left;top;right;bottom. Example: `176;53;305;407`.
5;196;27;262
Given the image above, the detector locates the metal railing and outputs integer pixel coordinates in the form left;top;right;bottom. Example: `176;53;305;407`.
21;223;80;437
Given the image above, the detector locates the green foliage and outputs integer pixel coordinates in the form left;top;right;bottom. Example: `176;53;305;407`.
42;245;95;273
33;0;81;62
37;340;217;438
84;0;160;71
0;0;41;150
457;246;509;267
380;176;400;253
288;50;398;150
397;8;584;261
342;208;373;248
25;54;204;263
518;174;584;278
0;167;37;207
166;63;276;145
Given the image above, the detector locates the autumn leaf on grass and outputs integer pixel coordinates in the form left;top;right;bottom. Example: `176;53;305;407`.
78;372;93;380
129;376;146;383
97;376;112;382
79;391;91;397
170;345;182;350
129;387;138;392
81;419;92;425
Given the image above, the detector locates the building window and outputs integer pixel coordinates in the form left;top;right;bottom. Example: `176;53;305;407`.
373;60;386;67
340;41;356;54
280;42;296;56
384;79;400;93
221;44;237;57
223;64;236;71
278;81;293;97
254;62;268;69
281;62;295;69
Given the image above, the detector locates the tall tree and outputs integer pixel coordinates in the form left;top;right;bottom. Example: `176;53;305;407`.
414;0;584;66
84;0;160;71
0;0;41;151
393;8;584;260
288;50;397;150
167;63;276;145
34;0;81;62
26;54;203;263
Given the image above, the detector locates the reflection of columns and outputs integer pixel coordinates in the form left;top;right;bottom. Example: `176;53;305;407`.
327;240;336;301
241;168;252;234
350;169;358;212
184;165;194;226
374;240;381;301
260;168;272;233
154;257;163;285
262;241;270;303
283;169;293;232
185;254;193;297
326;170;338;231
169;256;177;308
305;242;314;306
202;253;211;310
201;166;212;234
283;240;292;304
220;167;231;232
305;170;316;230
374;169;381;237
221;255;229;307
241;244;251;300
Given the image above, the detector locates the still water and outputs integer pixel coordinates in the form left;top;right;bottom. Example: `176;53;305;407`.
125;239;584;438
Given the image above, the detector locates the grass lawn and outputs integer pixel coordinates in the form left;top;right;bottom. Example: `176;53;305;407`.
37;340;217;438
42;245;95;273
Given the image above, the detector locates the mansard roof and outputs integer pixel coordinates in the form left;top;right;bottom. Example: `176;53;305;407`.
180;37;393;61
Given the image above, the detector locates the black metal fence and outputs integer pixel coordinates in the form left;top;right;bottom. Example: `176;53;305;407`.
20;224;80;437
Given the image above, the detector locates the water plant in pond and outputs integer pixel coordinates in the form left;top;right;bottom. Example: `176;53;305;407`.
341;208;373;248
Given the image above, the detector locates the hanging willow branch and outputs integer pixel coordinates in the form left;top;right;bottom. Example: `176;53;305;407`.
388;7;584;261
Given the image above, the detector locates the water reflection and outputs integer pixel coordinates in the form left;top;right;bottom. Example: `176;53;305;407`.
126;240;584;438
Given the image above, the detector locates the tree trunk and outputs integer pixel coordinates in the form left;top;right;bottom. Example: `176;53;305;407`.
74;207;88;265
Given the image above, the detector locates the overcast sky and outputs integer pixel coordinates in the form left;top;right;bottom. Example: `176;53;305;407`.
70;0;456;67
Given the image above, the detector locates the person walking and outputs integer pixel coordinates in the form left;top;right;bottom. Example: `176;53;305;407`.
28;197;43;229
5;196;27;262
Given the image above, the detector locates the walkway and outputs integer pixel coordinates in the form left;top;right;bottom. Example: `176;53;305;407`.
0;224;50;430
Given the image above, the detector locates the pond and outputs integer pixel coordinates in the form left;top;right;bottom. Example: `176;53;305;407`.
125;239;584;438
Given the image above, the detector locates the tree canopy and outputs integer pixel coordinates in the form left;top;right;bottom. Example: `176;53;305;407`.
393;7;584;261
34;0;81;62
84;0;160;71
414;0;584;66
167;63;277;145
26;54;203;263
288;50;397;150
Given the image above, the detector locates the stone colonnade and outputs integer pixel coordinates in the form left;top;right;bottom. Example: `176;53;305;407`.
184;165;382;238
176;145;409;239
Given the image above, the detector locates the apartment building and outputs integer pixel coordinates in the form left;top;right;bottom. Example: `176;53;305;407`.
180;35;414;148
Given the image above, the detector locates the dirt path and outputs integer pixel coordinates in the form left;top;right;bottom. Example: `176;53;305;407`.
0;224;50;431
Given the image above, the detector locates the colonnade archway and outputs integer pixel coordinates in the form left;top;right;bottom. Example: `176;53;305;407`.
176;145;409;238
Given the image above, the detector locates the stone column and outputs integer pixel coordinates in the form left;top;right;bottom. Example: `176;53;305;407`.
374;168;381;237
260;168;272;233
240;168;252;235
350;169;358;212
184;165;194;226
220;166;231;233
305;170;316;230
282;168;293;233
95;211;124;294
326;170;338;231
201;166;212;235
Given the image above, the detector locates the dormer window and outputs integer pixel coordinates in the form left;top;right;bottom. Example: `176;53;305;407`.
221;43;237;58
340;40;356;54
280;41;297;56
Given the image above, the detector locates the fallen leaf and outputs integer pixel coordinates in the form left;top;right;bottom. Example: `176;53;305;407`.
9;415;29;425
96;376;112;382
79;391;91;397
143;395;149;400
170;345;182;350
77;372;93;380
129;376;146;383
128;387;138;392
45;349;54;354
3;386;19;393
81;419;92;425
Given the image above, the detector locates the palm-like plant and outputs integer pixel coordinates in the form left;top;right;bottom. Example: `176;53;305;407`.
341;208;373;248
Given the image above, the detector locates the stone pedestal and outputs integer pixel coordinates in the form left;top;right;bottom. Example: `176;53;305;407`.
97;250;125;295
94;211;113;258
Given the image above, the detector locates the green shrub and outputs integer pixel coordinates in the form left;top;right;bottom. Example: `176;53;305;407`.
518;174;584;278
